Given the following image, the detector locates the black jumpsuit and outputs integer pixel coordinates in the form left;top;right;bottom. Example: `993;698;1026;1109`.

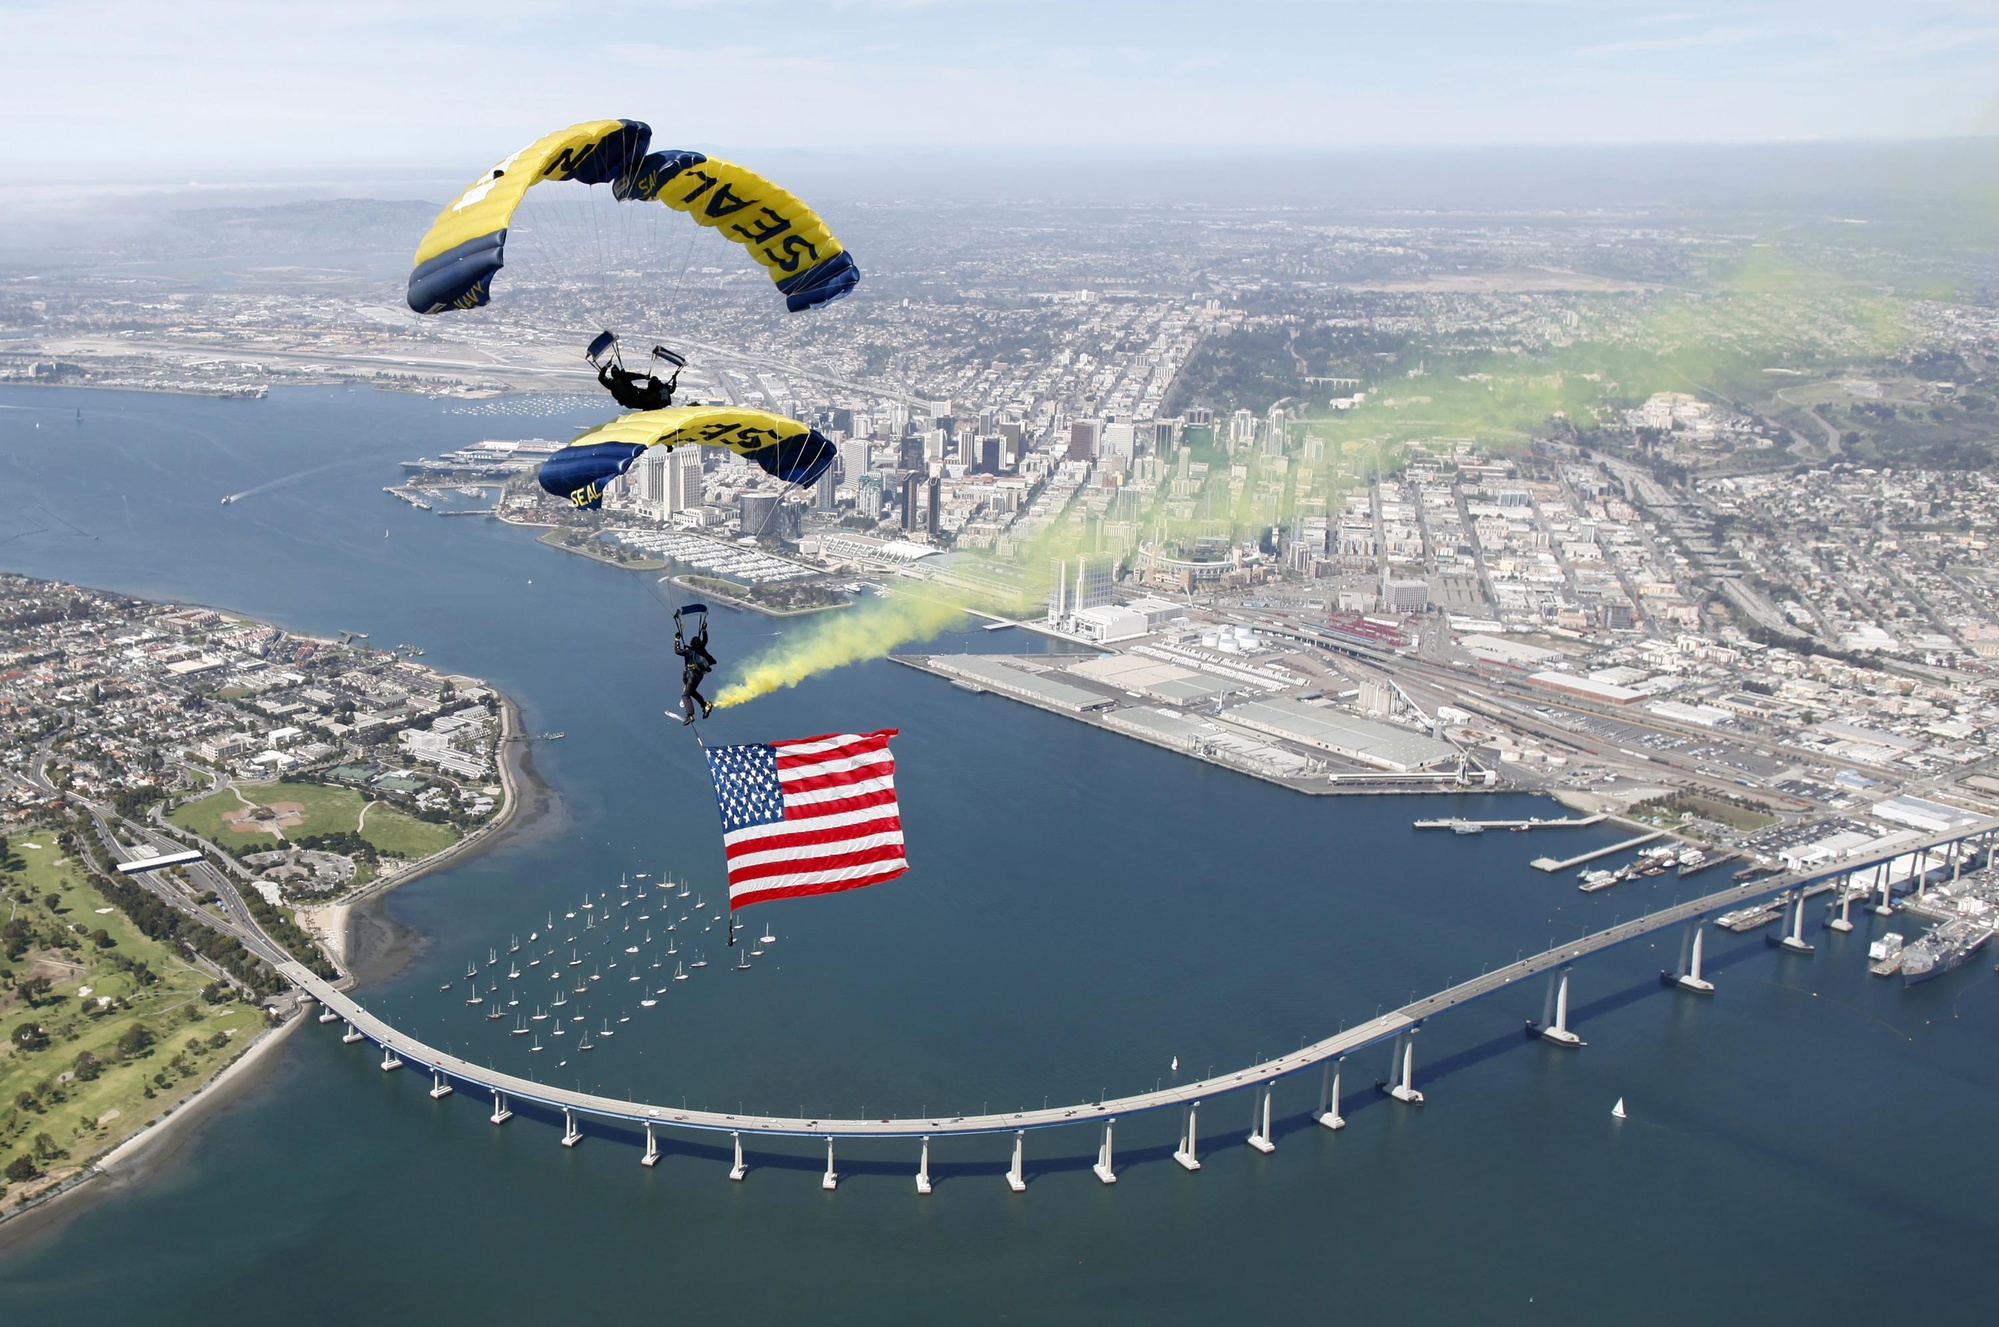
675;625;716;722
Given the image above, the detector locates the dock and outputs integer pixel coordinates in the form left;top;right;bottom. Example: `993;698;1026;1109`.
1532;830;1666;873
1415;814;1605;831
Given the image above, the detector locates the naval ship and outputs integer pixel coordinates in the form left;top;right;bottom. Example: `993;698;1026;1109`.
1901;920;1994;986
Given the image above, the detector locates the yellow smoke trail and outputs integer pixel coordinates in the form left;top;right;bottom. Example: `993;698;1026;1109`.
714;592;976;708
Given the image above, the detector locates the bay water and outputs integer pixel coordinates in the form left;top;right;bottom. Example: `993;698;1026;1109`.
1;386;1994;1323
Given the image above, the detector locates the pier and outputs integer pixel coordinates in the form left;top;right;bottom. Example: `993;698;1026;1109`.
1531;830;1666;873
283;819;1995;1182
1414;814;1605;831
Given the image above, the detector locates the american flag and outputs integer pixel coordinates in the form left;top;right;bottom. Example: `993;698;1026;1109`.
704;729;908;909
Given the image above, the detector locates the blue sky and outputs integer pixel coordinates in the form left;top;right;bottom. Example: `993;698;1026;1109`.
6;0;1999;171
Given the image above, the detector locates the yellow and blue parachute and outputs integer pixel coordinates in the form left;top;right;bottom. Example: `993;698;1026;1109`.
538;406;836;509
407;119;859;315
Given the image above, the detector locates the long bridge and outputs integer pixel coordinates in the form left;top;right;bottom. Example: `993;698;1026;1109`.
287;817;1998;1189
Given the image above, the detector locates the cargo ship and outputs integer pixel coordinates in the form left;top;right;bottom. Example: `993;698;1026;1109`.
1901;921;1993;986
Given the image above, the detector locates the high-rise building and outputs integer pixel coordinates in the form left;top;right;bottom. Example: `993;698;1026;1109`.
1101;422;1135;460
1229;409;1258;450
838;439;872;483
739;492;782;538
857;473;883;519
634;445;702;520
925;476;942;538
813;467;837;510
1068;419;1101;461
900;473;922;532
973;436;1001;474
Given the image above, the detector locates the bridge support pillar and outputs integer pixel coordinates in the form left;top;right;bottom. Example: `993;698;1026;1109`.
1779;892;1816;954
1384;1030;1424;1105
317;1005;340;1024
1830;871;1855;933
1873;862;1893;917
489;1090;511;1125
340;1020;363;1044
380;1046;403;1072
1247;1083;1276;1152
429;1068;452;1099
1316;1059;1346;1130
1093;1118;1118;1185
916;1136;932;1195
642;1121;660;1168
1675;922;1715;993
1006;1131;1026;1192
1175;1103;1201;1171
821;1138;838;1191
729;1131;746;1182
1538;967;1584;1047
561;1107;582;1148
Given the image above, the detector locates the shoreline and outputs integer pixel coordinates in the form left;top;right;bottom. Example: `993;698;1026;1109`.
0;1014;303;1246
0;597;552;1234
669;574;853;618
0;703;551;1236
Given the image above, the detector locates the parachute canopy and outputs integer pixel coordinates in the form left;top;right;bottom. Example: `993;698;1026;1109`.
407;119;859;315
538;406;836;510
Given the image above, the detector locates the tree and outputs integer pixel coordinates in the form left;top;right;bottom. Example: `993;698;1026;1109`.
4;1154;38;1183
72;1050;101;1081
115;1023;155;1059
11;1022;48;1051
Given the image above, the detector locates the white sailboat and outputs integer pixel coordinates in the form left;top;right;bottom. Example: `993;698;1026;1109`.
530;1036;543;1052
673;961;688;982
735;948;751;972
1611;1097;1627;1120
690;950;708;969
511;1017;529;1036
531;1006;548;1021
640;995;658;1008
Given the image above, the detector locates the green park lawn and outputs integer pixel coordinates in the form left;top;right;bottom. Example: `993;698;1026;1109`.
1;831;264;1201
171;781;456;862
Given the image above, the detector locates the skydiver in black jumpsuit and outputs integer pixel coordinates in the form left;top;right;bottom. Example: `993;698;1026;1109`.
674;617;716;725
586;332;685;412
598;360;677;411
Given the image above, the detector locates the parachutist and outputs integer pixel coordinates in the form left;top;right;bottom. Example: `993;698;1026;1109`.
674;605;716;725
587;332;687;412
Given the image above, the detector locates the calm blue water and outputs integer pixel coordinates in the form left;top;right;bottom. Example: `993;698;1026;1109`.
2;386;1995;1323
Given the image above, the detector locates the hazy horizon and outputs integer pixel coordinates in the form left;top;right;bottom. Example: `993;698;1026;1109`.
8;1;1999;174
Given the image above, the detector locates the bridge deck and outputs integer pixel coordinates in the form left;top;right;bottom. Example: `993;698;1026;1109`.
289;819;1995;1141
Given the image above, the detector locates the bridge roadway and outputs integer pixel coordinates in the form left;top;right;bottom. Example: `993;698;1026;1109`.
288;817;1998;1145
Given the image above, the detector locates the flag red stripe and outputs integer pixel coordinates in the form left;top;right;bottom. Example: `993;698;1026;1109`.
726;815;903;860
773;732;894;767
728;865;909;908
779;785;898;822
777;762;895;796
774;743;893;778
724;841;908;886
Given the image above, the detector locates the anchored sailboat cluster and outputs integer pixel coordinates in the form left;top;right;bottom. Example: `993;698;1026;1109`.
441;872;779;1066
